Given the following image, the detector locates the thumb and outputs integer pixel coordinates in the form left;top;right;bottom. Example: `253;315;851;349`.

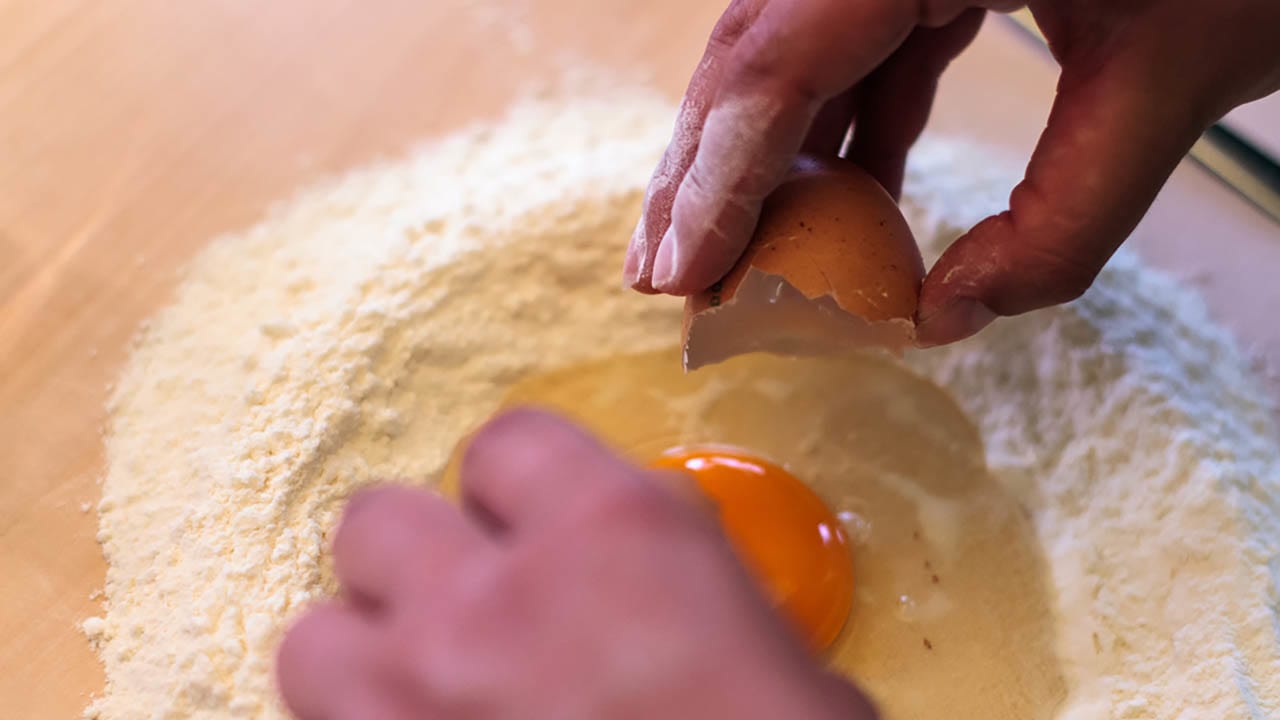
915;52;1214;346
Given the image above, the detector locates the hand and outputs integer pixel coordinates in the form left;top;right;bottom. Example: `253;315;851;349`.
623;0;1280;346
276;409;874;720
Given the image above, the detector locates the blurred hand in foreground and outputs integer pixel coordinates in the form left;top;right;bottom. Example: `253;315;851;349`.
623;0;1280;346
277;409;874;720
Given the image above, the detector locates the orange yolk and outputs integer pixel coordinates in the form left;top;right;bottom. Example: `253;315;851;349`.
650;447;853;651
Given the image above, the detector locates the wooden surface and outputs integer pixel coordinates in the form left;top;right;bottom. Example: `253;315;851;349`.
1;2;1277;717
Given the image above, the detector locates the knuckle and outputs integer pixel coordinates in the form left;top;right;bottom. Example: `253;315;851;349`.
335;485;439;548
1019;243;1102;306
729;44;823;108
723;15;827;108
708;0;762;50
680;160;718;205
466;407;549;458
340;484;428;528
275;621;313;670
404;618;455;679
394;581;488;702
341;484;401;522
401;638;457;704
679;154;764;224
585;476;688;535
467;408;590;472
277;605;348;668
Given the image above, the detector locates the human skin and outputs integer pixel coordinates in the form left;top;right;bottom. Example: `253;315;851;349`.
623;0;1280;346
275;4;1280;716
277;409;876;720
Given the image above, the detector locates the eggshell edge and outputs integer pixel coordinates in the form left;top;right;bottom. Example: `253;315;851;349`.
682;266;916;371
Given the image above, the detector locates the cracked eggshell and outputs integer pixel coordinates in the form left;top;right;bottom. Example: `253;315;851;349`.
682;155;925;371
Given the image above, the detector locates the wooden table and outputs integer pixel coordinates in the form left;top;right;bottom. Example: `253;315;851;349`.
2;2;1277;717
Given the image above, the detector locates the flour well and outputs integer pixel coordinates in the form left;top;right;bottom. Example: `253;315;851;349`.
89;92;1280;719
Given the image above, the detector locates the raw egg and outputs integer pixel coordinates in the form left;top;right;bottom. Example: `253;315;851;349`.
463;349;1068;716
682;154;925;370
650;446;853;651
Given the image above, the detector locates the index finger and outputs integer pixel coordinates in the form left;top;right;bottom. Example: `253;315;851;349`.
624;0;765;292
458;408;644;533
633;1;1029;296
641;0;922;295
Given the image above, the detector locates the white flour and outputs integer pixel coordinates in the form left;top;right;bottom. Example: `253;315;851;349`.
87;92;1280;719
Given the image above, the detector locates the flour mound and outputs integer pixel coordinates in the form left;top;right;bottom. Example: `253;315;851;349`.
90;93;1280;719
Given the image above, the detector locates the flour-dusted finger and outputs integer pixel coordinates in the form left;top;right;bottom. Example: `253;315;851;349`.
646;0;1031;296
649;0;921;295
333;485;490;606
624;0;766;292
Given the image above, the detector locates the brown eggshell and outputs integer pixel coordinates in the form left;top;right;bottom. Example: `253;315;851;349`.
682;155;925;371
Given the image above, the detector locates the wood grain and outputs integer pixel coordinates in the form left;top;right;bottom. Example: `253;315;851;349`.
0;2;720;715
1;2;1275;717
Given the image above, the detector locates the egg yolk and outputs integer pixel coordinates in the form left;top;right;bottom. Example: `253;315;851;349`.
650;447;853;651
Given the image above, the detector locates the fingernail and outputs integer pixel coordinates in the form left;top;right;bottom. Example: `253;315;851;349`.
651;225;678;292
915;298;996;348
622;215;646;287
622;210;650;285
